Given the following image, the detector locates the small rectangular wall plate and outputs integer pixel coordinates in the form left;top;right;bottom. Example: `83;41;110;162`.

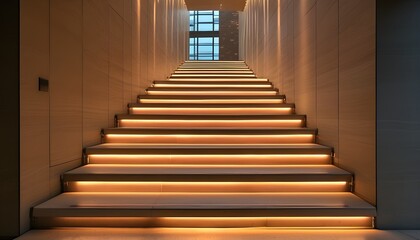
39;77;49;92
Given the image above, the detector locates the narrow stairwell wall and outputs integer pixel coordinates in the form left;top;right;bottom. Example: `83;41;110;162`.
20;0;188;233
240;0;376;205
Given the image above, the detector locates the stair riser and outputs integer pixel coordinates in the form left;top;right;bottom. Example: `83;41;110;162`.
117;119;302;128
32;216;374;228
173;71;254;74
170;76;257;79
129;108;293;115
146;91;278;96
153;84;272;88
167;78;268;82
87;154;332;165
138;99;284;104
64;181;350;193
103;134;315;144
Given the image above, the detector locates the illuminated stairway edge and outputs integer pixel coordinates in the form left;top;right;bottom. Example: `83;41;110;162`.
31;61;376;229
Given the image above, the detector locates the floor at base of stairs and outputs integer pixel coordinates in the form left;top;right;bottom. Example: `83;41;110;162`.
15;228;420;240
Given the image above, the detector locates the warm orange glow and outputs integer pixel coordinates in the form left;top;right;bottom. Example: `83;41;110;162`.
177;68;252;71
138;99;284;104
147;91;278;96
118;119;300;128
88;154;331;165
171;74;256;77
168;78;268;82
104;134;315;144
45;216;373;228
129;107;292;115
68;181;348;193
174;71;254;74
153;84;272;88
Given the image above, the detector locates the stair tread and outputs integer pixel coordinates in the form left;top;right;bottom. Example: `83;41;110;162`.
32;192;375;217
116;114;304;120
103;128;316;134
167;78;268;81
129;103;293;108
138;95;284;99
153;80;269;85
87;143;331;150
147;87;274;90
64;165;351;181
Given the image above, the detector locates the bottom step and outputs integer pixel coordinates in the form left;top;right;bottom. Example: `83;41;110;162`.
32;192;375;228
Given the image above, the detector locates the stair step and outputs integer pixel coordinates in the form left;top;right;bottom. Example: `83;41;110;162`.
147;87;277;91
175;68;252;71
31;192;375;228
63;164;352;182
128;103;294;115
170;74;257;78
85;143;332;165
102;128;316;144
146;88;279;96
137;94;285;104
64;165;351;192
116;114;305;128
153;80;272;88
174;71;254;74
167;78;268;82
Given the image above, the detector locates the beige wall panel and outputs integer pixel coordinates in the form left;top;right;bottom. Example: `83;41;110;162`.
338;0;376;204
20;0;51;232
147;0;156;81
83;0;109;147
50;0;83;166
140;0;150;90
316;0;339;157
293;0;316;127
109;9;125;126
266;0;280;87
109;0;124;18
124;21;133;105
124;0;132;24
49;159;81;196
280;0;295;102
131;0;141;101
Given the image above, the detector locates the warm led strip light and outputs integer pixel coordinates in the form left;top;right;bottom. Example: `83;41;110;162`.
146;91;278;96
118;119;300;128
45;216;373;228
177;68;252;71
104;134;314;144
87;154;331;165
68;181;348;192
174;71;254;74
138;99;284;104
171;74;256;77
167;78;268;82
129;107;292;115
153;84;272;88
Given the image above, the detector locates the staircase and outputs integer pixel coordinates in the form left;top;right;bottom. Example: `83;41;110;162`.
32;60;376;228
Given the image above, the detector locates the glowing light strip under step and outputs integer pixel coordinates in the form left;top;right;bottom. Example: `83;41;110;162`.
103;134;315;144
87;154;332;165
129;107;292;115
33;216;374;228
118;119;300;128
171;74;256;78
146;91;278;96
167;78;268;82
153;84;272;88
138;99;284;104
66;181;349;193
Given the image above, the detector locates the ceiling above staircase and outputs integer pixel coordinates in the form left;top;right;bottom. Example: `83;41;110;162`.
184;0;247;11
